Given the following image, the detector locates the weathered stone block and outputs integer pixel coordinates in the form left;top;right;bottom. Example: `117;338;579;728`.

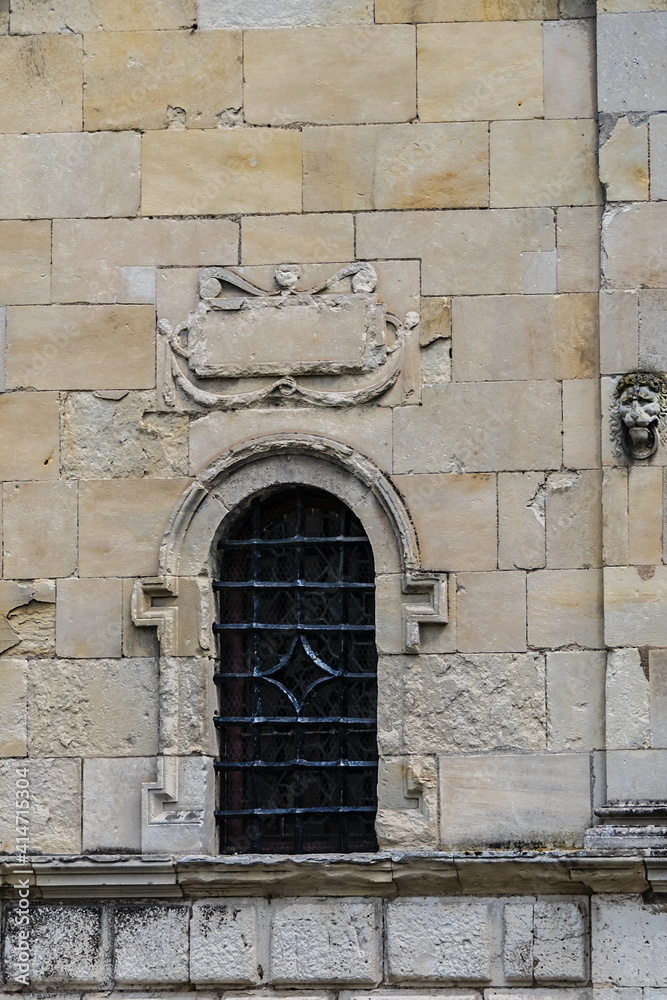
393;474;497;572
79;478;190;577
418;21;542;122
456;572;527;653
498;472;545;571
598;12;667;113
452;294;598;381
603;469;629;567
380;653;546;754
0;34;82;133
627;466;663;564
376;755;439;849
0;659;26;757
557;208;602;293
394;382;562;474
244;26;415;125
546;471;602;570
141;129;302;216
28;658;158;757
61;392;188;480
356;208;554;296
241;214;354;265
527;569;604;649
10;0;195;31
562;379;601;470
83;756;156;852
491;120;601;208
592;895;667;986
3;905;107;987
606;748;667;800
504;901;534;980
534;900;588;982
600;289;638;374
6;305;155;391
376;0;558;19
650;113;667;200
114;905;189;985
386;897;493;981
439;753;592;848
543;20;596;119
638;288;667;369
0;581;55;657
0;220;50;304
0;391;59;480
649;648;667;748
271;900;381;984
303;123;488;211
606;647;650;750
602;203;667;288
604;566;667;647
52;218;239;303
0;132;140;219
600;117;649;202
200;0;372;26
56;578;122;659
0;757;81;854
84;29;242;131
3;481;77;579
191;900;263;985
546;651;606;751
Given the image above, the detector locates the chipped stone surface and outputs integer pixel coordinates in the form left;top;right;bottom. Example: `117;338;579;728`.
0;757;81;854
4;905;107;987
498;472;546;570
546;471;602;569
606;647;650;751
504;901;534;980
598;11;667;113
114;905;190;986
602;202;667;288
6;599;56;657
600;116;649;202
190;900;262;985
386;897;493;981
592;895;667;986
534;900;588;982
199;0;372;26
376;755;439;849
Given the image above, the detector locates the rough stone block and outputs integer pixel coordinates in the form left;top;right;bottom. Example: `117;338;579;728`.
439;753;591;848
598;12;667;113
504;901;534;980
638;288;667;368
606;647;651;750
380;653;546;754
241;214;355;265
557;207;602;293
534;900;588;982
627;466;663;564
200;0;372;26
0;34;82;133
491;119;601;208
0;221;50;304
603;468;629;566
546;471;602;570
0;659;26;757
84;29;242;131
0;132;140;219
562;379;601;470
386;897;493;981
191;900;262;985
56;578;122;658
0;580;55;657
114;905;189;985
527;569;604;649
600;116;649;202
3;905;106;987
271;900;381;984
650;113;667;200
546;651;606;751
456;572;527;653
592;895;667;986
0;391;59;480
61;392;188;480
3;481;77;579
376;755;439;849
376;0;558;19
599;289;638;374
0;757;81;854
141;129;302;216
244;26;415;126
394;381;562;474
543;20;596;119
52;218;239;304
356;208;554;296
6;305;155;391
83;756;156;852
303;123;488;211
606;748;667;800
452;293;598;381
498;472;545;571
418;21;543;122
604;566;667;646
79;478;190;577
649;648;667;748
27;657;158;757
10;0;195;31
393;473;497;572
602;203;667;288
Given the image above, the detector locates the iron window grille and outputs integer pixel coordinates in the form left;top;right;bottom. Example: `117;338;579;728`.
213;485;378;854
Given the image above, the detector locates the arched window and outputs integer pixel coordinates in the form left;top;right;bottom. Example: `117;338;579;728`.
213;485;378;854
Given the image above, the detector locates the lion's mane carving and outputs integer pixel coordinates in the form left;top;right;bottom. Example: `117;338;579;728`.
611;371;667;460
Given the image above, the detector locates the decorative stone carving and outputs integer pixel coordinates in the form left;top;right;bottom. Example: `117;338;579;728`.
158;263;418;410
611;371;667;460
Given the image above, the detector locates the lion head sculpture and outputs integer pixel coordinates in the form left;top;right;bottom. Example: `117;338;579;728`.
612;371;667;460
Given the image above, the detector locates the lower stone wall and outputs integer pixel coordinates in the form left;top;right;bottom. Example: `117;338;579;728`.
2;894;667;991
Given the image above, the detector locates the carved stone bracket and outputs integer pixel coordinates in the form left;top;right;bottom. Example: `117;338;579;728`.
131;575;179;655
402;573;449;654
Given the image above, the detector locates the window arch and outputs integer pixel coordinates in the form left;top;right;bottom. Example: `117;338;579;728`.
213;485;378;854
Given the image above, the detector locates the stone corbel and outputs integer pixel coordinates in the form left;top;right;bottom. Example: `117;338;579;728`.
141;755;214;855
131;576;179;656
402;572;449;653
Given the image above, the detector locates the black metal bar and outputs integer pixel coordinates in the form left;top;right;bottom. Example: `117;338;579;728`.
213;580;374;590
213;715;376;725
215;760;378;770
215;805;377;817
213;622;375;632
219;535;369;547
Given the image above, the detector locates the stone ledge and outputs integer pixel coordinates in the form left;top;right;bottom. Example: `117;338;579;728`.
0;851;658;900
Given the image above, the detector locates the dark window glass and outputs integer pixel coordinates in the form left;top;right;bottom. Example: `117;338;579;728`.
213;486;378;854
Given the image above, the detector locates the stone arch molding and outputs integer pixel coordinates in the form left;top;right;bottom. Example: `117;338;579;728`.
131;434;448;851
